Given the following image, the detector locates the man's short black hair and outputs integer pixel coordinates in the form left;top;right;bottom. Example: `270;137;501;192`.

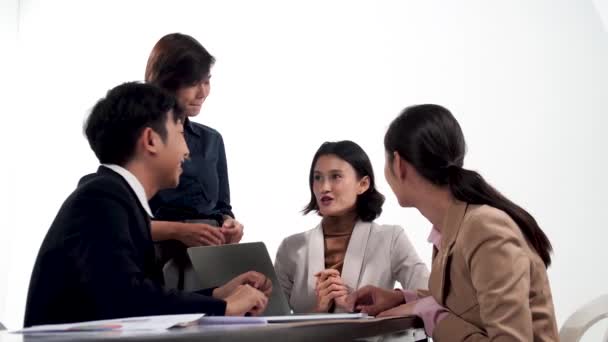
84;82;185;166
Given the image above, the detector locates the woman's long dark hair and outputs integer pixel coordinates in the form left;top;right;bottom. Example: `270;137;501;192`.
384;104;553;267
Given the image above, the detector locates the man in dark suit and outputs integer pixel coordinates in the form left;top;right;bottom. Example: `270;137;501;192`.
24;82;271;327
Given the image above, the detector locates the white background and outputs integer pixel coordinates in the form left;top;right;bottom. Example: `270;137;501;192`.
1;0;607;339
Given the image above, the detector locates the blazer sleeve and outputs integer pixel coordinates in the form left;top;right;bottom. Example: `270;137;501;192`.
274;238;294;305
390;226;430;290
215;133;234;218
433;212;533;341
70;192;227;318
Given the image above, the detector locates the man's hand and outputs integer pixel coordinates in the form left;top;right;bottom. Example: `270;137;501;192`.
213;271;272;300
224;285;268;316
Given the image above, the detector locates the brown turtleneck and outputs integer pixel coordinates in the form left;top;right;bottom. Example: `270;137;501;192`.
323;229;353;273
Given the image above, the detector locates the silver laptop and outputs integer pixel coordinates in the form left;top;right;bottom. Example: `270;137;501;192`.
187;242;292;316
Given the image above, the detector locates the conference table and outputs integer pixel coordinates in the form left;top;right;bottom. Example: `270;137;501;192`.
1;316;427;342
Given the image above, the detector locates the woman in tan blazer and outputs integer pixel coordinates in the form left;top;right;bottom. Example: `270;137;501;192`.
347;105;559;341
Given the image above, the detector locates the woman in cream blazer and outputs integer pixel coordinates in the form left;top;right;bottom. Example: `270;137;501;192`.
274;141;429;313
348;105;558;341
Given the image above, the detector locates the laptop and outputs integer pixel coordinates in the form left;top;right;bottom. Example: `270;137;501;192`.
187;242;292;316
187;242;368;321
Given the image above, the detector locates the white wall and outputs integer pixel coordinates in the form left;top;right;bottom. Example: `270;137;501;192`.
0;0;19;330
593;0;608;32
1;0;607;339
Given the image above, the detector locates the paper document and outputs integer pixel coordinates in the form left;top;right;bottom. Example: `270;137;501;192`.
198;316;268;325
264;312;369;323
13;314;205;334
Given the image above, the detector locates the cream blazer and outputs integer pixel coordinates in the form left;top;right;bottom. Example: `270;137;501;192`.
274;220;429;313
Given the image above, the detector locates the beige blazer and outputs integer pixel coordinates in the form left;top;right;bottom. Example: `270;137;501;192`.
274;220;429;313
427;200;559;341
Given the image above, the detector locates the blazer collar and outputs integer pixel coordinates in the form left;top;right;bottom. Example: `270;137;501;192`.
307;220;372;292
341;220;372;291
438;199;469;253
96;166;152;225
100;164;153;217
429;199;469;305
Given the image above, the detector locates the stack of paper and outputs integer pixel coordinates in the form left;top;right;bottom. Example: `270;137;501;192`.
12;312;368;334
14;314;208;334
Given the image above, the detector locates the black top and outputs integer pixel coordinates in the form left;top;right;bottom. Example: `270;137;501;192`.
150;119;233;222
24;166;226;327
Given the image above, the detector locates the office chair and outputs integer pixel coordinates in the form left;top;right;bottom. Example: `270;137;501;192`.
560;294;608;342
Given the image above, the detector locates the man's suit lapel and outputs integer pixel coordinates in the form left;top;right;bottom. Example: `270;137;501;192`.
97;166;152;240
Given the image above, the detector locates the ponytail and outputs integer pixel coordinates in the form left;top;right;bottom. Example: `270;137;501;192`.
447;167;552;267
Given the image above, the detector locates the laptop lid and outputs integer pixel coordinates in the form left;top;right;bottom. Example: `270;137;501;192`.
187;242;292;316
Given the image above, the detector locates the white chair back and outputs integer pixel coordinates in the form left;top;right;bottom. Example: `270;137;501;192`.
560;294;608;342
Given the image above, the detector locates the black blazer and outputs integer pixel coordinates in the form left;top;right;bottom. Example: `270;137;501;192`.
24;166;226;327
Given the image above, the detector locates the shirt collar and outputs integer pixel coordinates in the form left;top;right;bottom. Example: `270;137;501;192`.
427;226;442;250
101;164;153;218
184;117;201;137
